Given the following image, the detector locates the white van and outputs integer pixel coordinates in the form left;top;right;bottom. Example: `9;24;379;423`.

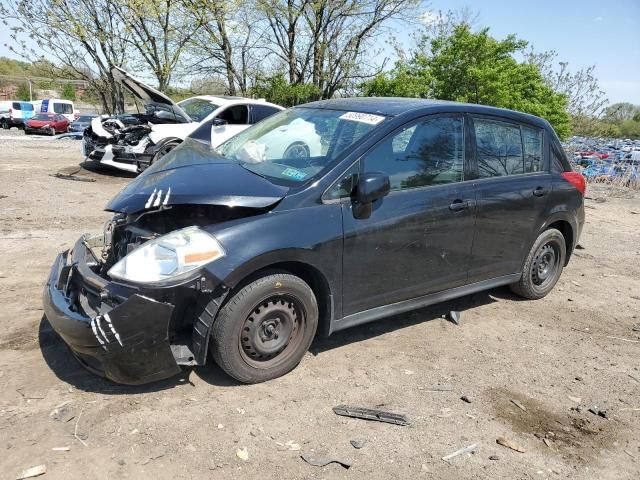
32;99;77;122
0;100;35;129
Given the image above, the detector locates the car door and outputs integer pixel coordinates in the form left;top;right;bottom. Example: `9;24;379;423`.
211;104;250;146
467;116;552;282
340;114;477;316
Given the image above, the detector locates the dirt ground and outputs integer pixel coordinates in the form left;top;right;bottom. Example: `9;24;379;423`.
0;130;639;480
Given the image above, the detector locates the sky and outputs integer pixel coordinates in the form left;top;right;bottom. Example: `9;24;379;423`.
417;0;640;104
1;0;639;105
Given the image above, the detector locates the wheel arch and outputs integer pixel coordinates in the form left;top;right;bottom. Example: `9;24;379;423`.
546;220;574;265
223;260;334;339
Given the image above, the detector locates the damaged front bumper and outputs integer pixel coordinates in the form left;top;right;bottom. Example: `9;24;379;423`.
42;236;225;385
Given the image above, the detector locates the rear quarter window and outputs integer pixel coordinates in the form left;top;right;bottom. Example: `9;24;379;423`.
522;126;543;173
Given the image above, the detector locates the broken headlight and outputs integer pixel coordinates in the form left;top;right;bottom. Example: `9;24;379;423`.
107;226;224;284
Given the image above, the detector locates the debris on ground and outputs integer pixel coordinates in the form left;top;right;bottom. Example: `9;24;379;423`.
51;447;70;452
441;443;478;463
489;455;499;460
588;406;609;419
419;384;453;392
332;405;410;426
496;436;526;453
460;394;473;404
50;172;96;183
567;395;582;403
350;439;366;449
300;454;351;469
445;310;461;325
510;399;527;411
236;447;249;461
16;464;47;479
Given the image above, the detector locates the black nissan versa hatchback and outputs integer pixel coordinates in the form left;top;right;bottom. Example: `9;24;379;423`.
43;98;585;385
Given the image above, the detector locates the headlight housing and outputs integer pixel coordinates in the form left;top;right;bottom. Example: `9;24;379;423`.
108;226;224;284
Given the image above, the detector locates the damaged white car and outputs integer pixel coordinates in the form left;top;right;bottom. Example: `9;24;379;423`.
83;67;283;173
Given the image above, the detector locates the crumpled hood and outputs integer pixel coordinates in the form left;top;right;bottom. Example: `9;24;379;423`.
111;66;191;122
105;140;289;214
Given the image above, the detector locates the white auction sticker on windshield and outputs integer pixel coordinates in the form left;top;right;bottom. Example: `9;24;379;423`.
339;111;385;125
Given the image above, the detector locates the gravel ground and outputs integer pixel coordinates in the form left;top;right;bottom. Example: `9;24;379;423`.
0;135;639;479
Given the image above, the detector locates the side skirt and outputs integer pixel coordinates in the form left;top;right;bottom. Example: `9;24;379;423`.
330;273;521;334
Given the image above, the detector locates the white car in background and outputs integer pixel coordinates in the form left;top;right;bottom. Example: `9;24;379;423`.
83;67;283;173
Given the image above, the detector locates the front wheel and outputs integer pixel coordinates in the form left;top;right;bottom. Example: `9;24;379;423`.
151;140;180;166
209;273;318;383
510;228;566;299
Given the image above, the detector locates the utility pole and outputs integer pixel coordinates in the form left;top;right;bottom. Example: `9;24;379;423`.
27;77;32;101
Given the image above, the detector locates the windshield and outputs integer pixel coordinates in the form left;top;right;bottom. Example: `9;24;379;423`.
178;98;219;122
76;115;95;122
33;114;56;121
217;107;386;183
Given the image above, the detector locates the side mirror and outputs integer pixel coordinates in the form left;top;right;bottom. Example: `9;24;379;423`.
212;118;228;127
355;172;390;204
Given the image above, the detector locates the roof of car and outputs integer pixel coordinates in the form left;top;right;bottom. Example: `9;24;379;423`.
185;95;282;108
302;97;550;129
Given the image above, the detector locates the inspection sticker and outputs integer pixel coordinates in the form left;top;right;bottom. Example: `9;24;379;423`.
339;111;385;125
281;167;307;180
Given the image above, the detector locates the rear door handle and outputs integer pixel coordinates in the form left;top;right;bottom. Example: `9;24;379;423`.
533;186;548;197
449;199;469;211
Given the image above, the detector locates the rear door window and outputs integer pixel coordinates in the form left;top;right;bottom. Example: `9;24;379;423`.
363;115;465;190
474;118;524;177
12;102;22;110
251;104;282;123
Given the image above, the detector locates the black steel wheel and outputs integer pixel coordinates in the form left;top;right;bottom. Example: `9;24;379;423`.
510;228;566;299
209;273;318;383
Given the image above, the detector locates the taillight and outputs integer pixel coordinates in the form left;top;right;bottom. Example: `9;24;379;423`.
561;171;586;195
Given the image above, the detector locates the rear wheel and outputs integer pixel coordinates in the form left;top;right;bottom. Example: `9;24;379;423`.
210;273;318;383
1;119;8;130
510;228;566;299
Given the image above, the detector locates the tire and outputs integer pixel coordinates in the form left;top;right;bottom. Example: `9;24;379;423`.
510;228;566;300
210;273;318;383
151;140;180;165
283;142;310;160
1;119;8;130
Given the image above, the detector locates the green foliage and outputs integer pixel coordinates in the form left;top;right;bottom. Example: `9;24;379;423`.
15;82;31;101
362;25;571;139
251;74;322;107
61;83;76;100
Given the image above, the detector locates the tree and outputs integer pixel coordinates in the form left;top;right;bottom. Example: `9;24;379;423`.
112;0;201;91
187;0;267;96
251;73;320;106
603;102;640;123
525;49;608;119
15;81;30;101
362;25;571;138
1;0;130;113
61;83;76;101
257;0;418;98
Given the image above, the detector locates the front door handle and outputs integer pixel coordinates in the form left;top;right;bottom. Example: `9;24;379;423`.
533;186;548;197
449;199;469;211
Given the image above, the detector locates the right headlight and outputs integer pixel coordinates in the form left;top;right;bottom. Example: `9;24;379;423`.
108;226;224;284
